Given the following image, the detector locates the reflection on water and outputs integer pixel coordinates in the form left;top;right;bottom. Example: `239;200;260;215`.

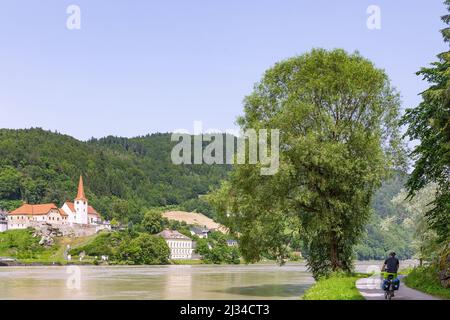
164;265;193;299
0;263;313;300
216;284;311;297
0;261;415;300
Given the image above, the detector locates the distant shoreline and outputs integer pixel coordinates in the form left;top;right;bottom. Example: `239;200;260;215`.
1;260;419;268
0;260;305;267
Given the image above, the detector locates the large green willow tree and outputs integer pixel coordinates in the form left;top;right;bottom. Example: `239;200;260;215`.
208;49;405;278
401;1;450;243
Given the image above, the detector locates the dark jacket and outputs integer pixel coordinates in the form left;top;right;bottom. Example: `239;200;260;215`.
384;256;399;273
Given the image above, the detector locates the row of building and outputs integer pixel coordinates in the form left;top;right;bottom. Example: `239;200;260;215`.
0;175;238;260
0;176;107;232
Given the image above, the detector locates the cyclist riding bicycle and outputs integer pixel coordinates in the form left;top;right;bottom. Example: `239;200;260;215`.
381;252;400;297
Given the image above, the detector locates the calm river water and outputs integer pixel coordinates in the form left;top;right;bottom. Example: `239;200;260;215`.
0;261;417;300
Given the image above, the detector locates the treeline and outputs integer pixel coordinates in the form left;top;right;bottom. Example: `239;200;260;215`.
0;128;229;223
0;128;419;260
355;172;414;260
69;231;171;265
70;209;241;265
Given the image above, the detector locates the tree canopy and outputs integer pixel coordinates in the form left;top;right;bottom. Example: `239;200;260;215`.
400;1;450;243
209;49;405;278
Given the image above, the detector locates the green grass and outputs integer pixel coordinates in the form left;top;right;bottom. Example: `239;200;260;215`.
302;273;368;300
0;229;98;264
398;267;413;275
405;266;450;300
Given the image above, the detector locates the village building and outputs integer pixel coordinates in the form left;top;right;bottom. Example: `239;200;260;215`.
189;226;210;239
158;229;196;260
7;175;102;230
0;210;8;232
226;239;238;247
8;204;68;229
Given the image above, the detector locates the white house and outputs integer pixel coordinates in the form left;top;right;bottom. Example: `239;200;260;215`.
0;210;8;232
158;229;195;260
7;203;69;229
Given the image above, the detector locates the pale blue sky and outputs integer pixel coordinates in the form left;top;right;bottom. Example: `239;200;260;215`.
0;1;447;140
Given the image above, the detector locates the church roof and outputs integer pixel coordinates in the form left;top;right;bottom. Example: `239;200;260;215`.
87;205;99;216
9;203;58;216
58;208;68;217
63;202;100;217
75;175;86;201
64;201;75;212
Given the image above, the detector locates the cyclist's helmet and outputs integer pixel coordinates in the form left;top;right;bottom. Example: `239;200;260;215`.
390;251;396;256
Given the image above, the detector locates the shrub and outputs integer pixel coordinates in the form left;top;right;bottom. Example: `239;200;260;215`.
119;233;170;264
405;266;450;299
0;229;44;259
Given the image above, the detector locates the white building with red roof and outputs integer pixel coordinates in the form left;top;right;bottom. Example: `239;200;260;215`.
8;203;69;229
7;175;101;230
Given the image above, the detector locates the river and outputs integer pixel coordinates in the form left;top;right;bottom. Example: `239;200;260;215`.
0;261;417;300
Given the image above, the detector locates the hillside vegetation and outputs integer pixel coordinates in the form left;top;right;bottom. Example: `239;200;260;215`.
0;128;414;259
0;128;227;223
355;172;414;260
405;266;450;299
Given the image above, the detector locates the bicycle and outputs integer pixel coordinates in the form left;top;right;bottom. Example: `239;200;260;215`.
381;272;399;300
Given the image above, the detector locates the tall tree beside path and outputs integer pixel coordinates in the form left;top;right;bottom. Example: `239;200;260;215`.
400;0;450;243
208;49;405;279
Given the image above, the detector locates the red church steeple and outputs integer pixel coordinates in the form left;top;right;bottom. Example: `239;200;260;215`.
75;175;87;201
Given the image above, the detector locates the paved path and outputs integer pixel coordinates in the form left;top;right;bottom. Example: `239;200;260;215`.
356;275;441;300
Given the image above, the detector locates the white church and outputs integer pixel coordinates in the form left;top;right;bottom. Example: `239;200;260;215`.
6;176;102;230
60;175;101;225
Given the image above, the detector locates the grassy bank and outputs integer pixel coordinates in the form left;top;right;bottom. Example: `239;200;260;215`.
405;266;449;299
0;229;97;264
302;273;367;300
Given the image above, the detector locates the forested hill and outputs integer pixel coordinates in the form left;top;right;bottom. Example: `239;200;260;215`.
356;172;413;260
0;128;229;222
0;128;413;258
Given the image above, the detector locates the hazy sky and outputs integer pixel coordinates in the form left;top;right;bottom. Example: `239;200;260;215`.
0;1;447;140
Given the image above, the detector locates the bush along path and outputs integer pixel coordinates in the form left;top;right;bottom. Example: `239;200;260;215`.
356;275;442;300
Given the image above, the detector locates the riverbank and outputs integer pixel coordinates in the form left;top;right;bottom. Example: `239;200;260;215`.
302;273;368;300
0;258;305;267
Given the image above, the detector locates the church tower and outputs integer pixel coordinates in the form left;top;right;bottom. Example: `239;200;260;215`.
74;175;88;224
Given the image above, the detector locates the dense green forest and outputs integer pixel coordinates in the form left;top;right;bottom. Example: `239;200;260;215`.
0;128;413;259
356;172;414;260
0;128;225;222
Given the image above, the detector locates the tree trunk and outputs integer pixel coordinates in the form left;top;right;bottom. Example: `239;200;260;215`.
330;231;342;271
